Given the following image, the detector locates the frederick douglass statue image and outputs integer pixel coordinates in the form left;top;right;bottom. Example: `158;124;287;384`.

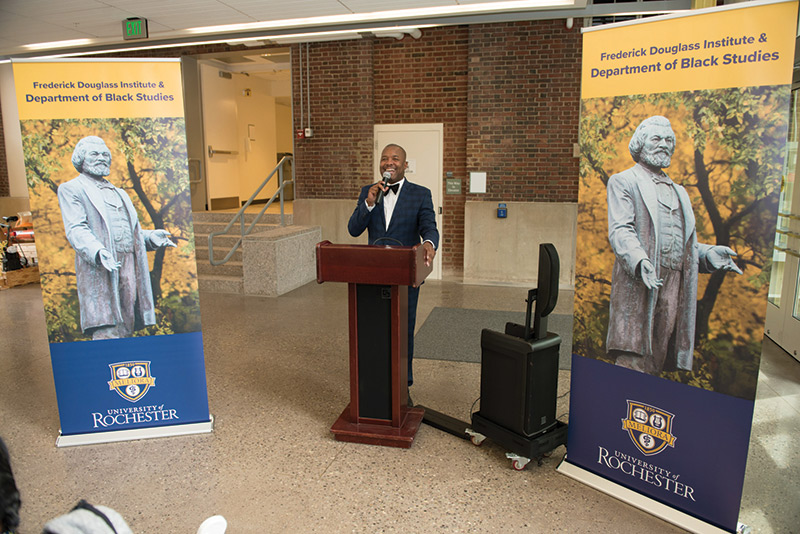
57;135;176;340
606;116;742;375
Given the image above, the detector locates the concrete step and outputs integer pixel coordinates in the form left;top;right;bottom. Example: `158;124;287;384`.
196;260;243;277
195;233;243;262
192;220;277;235
195;244;243;263
198;274;243;294
192;212;311;296
192;211;293;226
197;232;241;245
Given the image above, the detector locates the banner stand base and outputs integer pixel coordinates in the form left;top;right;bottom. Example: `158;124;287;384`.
557;455;736;534
55;415;214;448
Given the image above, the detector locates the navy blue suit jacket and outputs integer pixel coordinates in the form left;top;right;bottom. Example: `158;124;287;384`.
348;180;439;249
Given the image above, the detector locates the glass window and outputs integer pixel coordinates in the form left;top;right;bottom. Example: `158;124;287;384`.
768;89;799;307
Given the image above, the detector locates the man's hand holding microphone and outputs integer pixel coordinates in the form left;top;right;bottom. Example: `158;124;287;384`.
366;171;392;207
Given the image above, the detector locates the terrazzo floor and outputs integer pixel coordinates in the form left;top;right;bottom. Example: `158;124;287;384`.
0;280;798;533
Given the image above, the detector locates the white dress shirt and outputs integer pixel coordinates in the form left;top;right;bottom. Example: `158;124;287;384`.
366;178;405;230
381;178;404;229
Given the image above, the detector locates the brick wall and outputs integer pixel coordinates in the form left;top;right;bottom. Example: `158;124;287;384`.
291;27;472;273
293;20;581;274
291;39;375;200
374;26;469;275
467;20;582;203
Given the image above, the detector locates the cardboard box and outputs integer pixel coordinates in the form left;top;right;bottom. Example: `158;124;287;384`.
0;265;40;289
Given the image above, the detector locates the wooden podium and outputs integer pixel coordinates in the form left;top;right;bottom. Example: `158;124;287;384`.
316;240;431;448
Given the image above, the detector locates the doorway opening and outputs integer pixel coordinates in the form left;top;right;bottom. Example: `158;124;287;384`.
182;48;294;213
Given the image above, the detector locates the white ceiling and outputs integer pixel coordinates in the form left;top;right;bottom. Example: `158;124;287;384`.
0;0;589;59
204;49;293;83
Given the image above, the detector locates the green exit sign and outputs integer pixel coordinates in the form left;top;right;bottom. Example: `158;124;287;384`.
122;18;148;41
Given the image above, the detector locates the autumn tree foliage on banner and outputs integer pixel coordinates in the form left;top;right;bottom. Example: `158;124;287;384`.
575;86;789;399
21;118;201;343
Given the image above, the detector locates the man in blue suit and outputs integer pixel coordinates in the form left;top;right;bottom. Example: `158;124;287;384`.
348;144;439;404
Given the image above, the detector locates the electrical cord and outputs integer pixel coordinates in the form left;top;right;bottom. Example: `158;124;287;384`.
469;396;480;418
557;390;570;422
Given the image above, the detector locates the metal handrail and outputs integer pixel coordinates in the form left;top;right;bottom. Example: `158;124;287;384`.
775;228;800;240
774;246;800;259
207;155;294;266
777;211;800;221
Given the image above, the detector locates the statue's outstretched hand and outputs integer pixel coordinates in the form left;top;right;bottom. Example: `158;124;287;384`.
151;229;177;248
97;249;121;272
708;246;743;275
639;259;664;290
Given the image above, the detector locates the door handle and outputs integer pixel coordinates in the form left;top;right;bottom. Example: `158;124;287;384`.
208;146;239;158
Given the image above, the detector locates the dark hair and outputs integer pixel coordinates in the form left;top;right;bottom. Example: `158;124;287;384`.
382;143;407;161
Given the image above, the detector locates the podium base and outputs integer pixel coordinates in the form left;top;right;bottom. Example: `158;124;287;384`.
331;404;424;448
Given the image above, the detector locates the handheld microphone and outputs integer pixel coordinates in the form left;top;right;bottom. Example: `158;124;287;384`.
375;171;392;204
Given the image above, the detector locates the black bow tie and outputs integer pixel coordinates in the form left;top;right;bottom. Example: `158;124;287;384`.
386;183;400;195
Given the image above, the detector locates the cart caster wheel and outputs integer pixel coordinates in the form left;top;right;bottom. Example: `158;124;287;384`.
465;429;486;446
506;453;530;471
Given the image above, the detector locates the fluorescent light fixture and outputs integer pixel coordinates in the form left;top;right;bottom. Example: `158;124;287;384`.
374;28;423;39
269;24;433;43
270;33;363;44
12;0;578;57
186;0;575;35
23;40;234;59
225;39;267;47
23;38;93;51
22;23;438;58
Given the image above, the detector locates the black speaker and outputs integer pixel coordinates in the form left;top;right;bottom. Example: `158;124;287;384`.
478;329;559;437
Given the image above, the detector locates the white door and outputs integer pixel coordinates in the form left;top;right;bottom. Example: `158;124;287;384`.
199;63;240;209
374;124;443;280
765;87;800;362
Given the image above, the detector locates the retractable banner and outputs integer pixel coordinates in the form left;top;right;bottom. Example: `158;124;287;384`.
13;59;211;446
560;1;797;531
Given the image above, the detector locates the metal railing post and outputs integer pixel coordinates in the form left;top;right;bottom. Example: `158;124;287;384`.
278;165;286;226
